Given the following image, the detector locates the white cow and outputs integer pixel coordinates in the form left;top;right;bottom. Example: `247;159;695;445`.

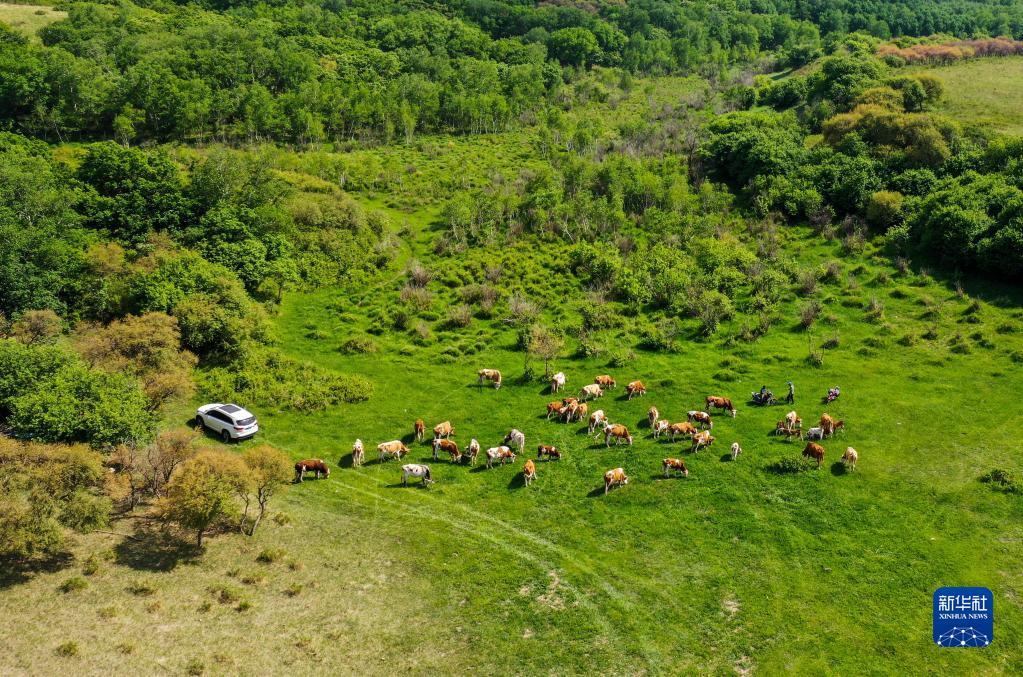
485;446;516;468
588;409;607;434
579;384;604;401
730;442;742;461
652;419;670;439
550;372;566;393
842;447;859;470
401;464;433;487
805;427;825;441
503;428;526;452
351;439;365;467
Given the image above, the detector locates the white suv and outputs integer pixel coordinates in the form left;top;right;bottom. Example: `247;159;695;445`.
196;403;259;442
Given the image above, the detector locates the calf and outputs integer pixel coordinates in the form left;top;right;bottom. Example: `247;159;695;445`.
691;431;715;453
295;459;330;482
550;372;566;394
687;411;713;430
604;467;628;494
351;439;364;468
463;439;480;466
377;440;409;462
485;446;516;469
432;438;461;462
604;424;633;447
537;444;561;461
413;419;426;442
841;446;858;470
730;442;742;461
625;380;646;400
523;459;537;486
803;442;825;468
433;420;454;440
594;374;616;389
652;419;671;439
504;428;526;452
662;458;689;478
579;384;604;401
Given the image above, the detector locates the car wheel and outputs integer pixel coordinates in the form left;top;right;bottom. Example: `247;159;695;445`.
220;429;231;443
195;415;206;430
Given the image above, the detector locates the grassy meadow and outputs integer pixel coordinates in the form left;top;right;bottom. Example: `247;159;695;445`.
0;2;64;41
913;56;1023;135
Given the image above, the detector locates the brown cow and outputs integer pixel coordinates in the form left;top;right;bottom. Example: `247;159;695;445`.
295;459;330;482
691;430;715;452
604;424;633;447
575;402;589;424
433;438;461;462
523;459;537;486
833;420;845;435
433;420;455;440
594;375;616;389
560;400;580;422
706;396;737;417
546;401;563;420
668;421;697;441
820;414;835;437
537;444;561;461
604;467;628;494
802;442;825;468
625;381;646;400
413;419;426;442
377;440;409;461
662;458;689;478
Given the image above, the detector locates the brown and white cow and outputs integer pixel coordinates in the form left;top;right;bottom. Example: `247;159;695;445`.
706;396;737;417
579;384;604;401
401;464;433;487
785;411;802;430
550;372;566;394
691;430;715;453
841;446;858;470
413;419;426;442
351;439;365;468
433;438;461;462
588;409;607;434
477;368;502;389
652;419;671;439
546;401;563;420
604;424;633;447
625;381;646;400
295;459;329;482
560;400;579;422
464;439;480;466
504;428;526;452
648;406;660;427
662;458;689;478
485;446;516;468
820;413;835;437
537;444;561;461
604;467;628;494
780;426;804;442
377;440;409;462
523;459;537;486
668;421;697;441
687;411;713;429
730;442;742;461
433;420;454;440
575;402;589;424
802;442;825;468
594;375;616;389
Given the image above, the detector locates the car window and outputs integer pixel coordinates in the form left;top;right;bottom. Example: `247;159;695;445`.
236;416;256;427
211;411;230;423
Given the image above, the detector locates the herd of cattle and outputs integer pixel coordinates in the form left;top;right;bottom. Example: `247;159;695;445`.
293;369;859;493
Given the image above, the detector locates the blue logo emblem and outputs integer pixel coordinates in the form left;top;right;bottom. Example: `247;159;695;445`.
933;587;993;647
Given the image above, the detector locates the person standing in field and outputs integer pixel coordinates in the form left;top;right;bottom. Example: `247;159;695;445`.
786;381;795;404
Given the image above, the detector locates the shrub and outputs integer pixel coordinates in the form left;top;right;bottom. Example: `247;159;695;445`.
82;556;101;576
980;468;1021;493
209;584;242;604
406;261;432;288
127;581;157;596
338;337;378;354
608;349;636;368
866;191;904;228
158;450;251;548
55;641;79;657
797;269;819;295
445;304;473;329
866;297;885;323
11;309;62;345
257;548;286;564
59;576;88;593
236;600;252;612
285;583;303;597
508;294;539;324
186;658;205;676
799;300;821;328
767;457;817;474
400;285;433;310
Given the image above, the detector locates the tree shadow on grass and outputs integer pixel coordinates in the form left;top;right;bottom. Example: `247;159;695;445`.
0;551;74;589
114;522;200;572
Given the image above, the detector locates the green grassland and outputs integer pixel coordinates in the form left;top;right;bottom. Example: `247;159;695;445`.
0;2;65;41
913;56;1023;135
4;180;1023;674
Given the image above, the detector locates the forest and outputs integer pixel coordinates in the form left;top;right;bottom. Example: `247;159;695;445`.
2;0;1023;673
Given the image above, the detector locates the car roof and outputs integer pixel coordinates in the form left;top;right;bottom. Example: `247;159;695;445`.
220;404;242;414
217;404;254;419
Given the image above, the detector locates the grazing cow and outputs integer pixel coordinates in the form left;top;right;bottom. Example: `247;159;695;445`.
841;447;858;470
545;401;563;419
575;402;589;424
414;419;426;442
433;420;454;440
477;368;502;389
377;440;409;461
780;426;804;442
401;464;433;487
820;414;835;437
433;438;461;462
668;421;697;441
588;409;607;434
833;420;845;435
579;384;604;401
504;428;526;452
805;427;824;441
537;444;561;461
687;411;713;430
730;442;742;461
604;467;629;494
802;442;825;468
648;406;660;427
550;372;566;394
523;459;537;486
295;459;330;482
706;396;737;417
785;411;802;429
561;397;579;407
604;424;633;447
560;400;579;423
662;458;689;478
594;375;617;389
464;439;480;466
485;446;516;468
691;431;715;453
653;419;671;439
351;439;364;468
625;381;646;400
